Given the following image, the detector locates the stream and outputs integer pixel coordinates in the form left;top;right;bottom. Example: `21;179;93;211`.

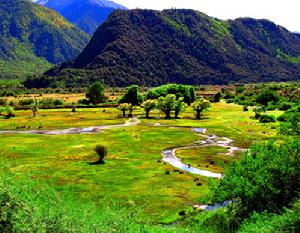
1;119;243;211
161;128;245;179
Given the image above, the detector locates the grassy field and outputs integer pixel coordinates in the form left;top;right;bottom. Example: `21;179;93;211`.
0;101;281;229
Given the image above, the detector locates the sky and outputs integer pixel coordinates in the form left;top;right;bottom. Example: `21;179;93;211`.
114;0;299;32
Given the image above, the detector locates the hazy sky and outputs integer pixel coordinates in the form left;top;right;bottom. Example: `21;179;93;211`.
114;0;299;32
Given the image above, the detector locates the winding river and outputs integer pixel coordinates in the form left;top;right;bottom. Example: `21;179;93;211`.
0;118;245;179
161;128;245;179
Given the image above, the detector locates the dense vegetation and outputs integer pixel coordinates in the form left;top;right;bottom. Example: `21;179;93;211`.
36;0;127;34
25;9;300;87
0;81;299;232
0;0;89;78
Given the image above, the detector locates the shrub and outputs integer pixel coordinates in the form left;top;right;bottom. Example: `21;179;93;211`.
236;86;245;94
278;102;293;111
78;99;89;105
243;106;249;112
259;114;276;123
256;89;279;106
18;98;34;106
213;139;300;219
213;92;222;103
0;98;7;106
94;145;107;164
53;99;64;106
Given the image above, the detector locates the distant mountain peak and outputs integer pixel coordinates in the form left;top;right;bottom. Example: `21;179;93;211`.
35;0;127;34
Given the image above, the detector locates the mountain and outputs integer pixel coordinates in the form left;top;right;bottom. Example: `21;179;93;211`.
36;0;127;34
25;9;300;87
0;0;89;78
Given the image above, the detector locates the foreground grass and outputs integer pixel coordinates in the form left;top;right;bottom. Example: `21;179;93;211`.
0;102;280;230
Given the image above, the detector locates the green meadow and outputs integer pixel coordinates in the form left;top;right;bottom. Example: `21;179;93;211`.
0;101;281;231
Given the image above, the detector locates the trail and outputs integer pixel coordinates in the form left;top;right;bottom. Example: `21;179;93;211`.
0;117;140;135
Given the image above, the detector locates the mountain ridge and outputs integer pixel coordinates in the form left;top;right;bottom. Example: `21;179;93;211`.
24;9;300;87
36;0;127;34
0;0;89;78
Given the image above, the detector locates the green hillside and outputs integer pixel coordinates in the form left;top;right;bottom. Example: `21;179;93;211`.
0;0;89;79
29;9;300;87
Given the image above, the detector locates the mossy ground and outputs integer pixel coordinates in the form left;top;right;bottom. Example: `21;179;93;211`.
0;101;280;227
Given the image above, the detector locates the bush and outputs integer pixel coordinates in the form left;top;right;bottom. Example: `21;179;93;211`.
39;98;64;108
94;145;107;164
0;98;7;106
243;106;249;112
213;139;300;219
278;102;293;111
78;99;89;105
259;114;276;123
256;89;279;106
238;201;300;233
53;99;64;106
18;98;34;106
213;92;222;103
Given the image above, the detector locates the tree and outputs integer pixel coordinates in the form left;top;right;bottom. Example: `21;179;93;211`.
119;85;143;106
157;94;176;119
253;106;265;119
128;104;134;117
94;145;107;164
0;106;15;119
31;98;39;117
86;82;106;105
213;139;300;219
146;84;195;105
213;92;222;102
142;100;157;118
279;113;300;136
256;89;279;106
174;97;186;118
192;98;211;119
118;103;130;118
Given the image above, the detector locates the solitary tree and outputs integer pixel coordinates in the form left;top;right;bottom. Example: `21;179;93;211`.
118;103;130;118
119;85;143;106
174;97;186;118
94;145;107;164
192;98;211;119
157;94;176;119
142;99;157;118
86;82;106;105
31;98;39;117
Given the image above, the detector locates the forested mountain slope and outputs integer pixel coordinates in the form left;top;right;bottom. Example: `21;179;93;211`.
0;0;89;78
25;9;300;87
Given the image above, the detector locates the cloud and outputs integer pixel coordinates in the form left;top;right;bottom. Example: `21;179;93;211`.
114;0;300;32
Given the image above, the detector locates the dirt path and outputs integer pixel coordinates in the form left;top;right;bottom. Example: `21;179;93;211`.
0;117;140;135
